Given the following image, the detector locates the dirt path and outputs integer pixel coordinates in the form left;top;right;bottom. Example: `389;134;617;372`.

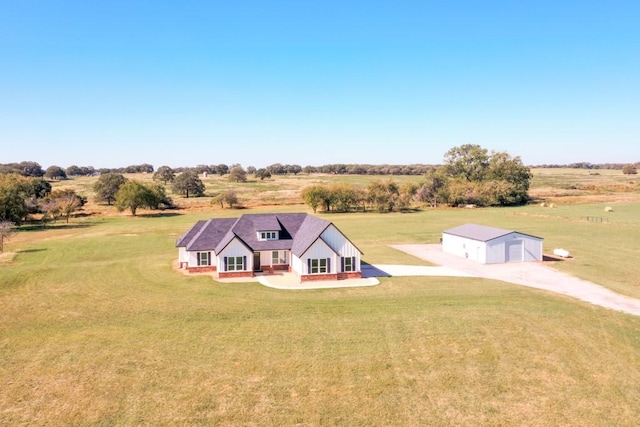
392;244;640;317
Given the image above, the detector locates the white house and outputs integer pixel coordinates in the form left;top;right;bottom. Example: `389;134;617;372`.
176;213;362;281
442;223;543;264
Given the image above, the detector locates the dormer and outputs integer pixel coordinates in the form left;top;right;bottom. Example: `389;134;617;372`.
253;215;282;241
258;231;279;241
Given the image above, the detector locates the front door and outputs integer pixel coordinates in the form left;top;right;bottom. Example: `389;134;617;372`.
253;252;262;272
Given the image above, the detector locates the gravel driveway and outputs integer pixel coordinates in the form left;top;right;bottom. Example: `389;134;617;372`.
391;244;640;317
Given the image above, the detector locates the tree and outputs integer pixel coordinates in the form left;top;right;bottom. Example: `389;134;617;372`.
267;163;286;175
440;145;532;207
486;152;532;205
443;144;490;182
224;189;239;208
0;174;30;224
397;181;419;210
329;183;359;212
417;168;448;207
302;165;317;174
216;164;229;176
211;190;239;209
44;190;84;223
65;165;82;176
622;164;637;175
172;171;205;198
246;166;257;175
211;193;225;209
0;221;15;252
65;165;94;176
255;168;271;180
115;181;156;216
26;178;52;199
367;180;399;212
44;165;67;180
20;162;45;177
153;166;176;185
301;185;328;213
229;166;247;183
287;164;302;175
94;173;127;205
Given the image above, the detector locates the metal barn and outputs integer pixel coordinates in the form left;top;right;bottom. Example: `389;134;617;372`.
442;224;543;264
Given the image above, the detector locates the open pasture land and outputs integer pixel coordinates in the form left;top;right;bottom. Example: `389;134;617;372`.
2;200;640;425
530;167;640;204
54;167;640;214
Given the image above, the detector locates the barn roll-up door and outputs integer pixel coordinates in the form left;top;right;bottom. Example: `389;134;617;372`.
505;240;523;262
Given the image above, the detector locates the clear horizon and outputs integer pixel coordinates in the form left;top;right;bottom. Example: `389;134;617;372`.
2;1;639;169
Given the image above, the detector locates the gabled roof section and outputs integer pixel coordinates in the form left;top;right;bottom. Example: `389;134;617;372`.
176;220;207;247
183;218;238;251
443;223;542;242
252;215;282;232
227;213;305;252
179;213;361;256
291;215;332;257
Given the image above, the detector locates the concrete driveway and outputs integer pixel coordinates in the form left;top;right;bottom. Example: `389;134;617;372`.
392;244;640;317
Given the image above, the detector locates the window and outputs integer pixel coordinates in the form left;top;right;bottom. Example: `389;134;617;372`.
309;258;330;274
225;256;245;271
271;251;288;265
258;231;278;241
197;252;211;266
342;256;356;272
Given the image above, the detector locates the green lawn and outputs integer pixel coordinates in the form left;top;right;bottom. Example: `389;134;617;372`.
2;206;640;425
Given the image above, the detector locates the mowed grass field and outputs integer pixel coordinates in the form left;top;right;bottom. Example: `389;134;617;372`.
2;170;640;425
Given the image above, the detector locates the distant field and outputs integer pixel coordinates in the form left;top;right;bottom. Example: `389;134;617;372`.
52;167;640;213
529;167;640;204
2;169;640;425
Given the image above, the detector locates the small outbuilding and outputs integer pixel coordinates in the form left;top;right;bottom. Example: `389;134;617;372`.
442;223;543;264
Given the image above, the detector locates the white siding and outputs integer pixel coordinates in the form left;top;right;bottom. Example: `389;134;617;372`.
321;225;355;254
187;250;198;267
217;238;253;271
298;239;337;275
320;224;361;270
442;234;485;263
259;251;269;266
291;254;304;276
443;231;543;264
485;240;505;264
178;247;188;263
521;234;543;262
184;250;218;267
487;233;543;263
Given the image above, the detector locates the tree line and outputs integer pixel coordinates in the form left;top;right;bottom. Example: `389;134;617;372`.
3;159;639;182
531;162;640;170
0;174;85;226
0;162;156;177
301;145;533;212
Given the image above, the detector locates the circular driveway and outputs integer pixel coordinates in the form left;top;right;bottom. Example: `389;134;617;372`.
391;244;640;317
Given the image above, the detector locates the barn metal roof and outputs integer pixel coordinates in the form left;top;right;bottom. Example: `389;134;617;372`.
443;223;542;242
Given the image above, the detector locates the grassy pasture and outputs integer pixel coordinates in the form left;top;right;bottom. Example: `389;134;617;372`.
530;168;640;204
2;200;640;425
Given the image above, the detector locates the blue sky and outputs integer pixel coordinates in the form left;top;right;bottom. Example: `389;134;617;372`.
1;1;639;169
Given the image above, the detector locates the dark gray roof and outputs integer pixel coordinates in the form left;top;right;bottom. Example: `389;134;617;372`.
443;223;542;242
176;220;206;247
251;215;282;232
179;218;238;251
177;213;356;255
291;215;331;256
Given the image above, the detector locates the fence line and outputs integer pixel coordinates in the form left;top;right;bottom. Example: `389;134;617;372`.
581;216;610;224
